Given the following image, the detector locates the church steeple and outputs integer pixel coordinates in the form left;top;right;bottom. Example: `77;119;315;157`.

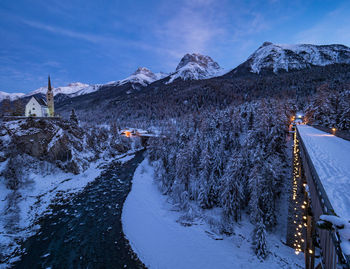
48;75;52;92
46;75;54;117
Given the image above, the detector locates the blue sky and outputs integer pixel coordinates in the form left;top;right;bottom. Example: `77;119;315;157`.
1;0;350;93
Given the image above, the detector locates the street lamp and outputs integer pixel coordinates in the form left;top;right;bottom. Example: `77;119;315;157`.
332;127;336;135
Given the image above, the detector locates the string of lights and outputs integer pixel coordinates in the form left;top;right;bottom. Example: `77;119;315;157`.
292;131;307;255
292;130;316;259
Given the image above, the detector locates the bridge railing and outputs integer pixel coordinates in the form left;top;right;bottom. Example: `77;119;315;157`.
296;128;350;269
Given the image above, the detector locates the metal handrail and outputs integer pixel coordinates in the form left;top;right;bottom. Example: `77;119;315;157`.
296;127;350;268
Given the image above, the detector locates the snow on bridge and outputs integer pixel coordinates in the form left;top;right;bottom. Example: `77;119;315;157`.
296;125;350;268
297;125;350;221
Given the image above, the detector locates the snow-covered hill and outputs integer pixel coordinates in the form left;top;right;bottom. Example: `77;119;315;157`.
28;82;90;97
0;91;25;102
167;53;223;83
246;42;350;73
104;67;167;88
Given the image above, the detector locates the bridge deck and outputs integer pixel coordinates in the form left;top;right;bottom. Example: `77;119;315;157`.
297;125;350;220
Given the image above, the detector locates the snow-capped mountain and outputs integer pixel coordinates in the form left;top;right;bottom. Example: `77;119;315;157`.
28;82;90;97
0;68;167;102
110;67;168;87
167;53;223;83
69;84;103;97
245;42;350;74
0;91;25;102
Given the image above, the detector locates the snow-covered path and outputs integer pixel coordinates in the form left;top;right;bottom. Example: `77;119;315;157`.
122;159;303;269
297;125;350;220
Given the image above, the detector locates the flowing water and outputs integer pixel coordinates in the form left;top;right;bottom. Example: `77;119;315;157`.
13;151;145;269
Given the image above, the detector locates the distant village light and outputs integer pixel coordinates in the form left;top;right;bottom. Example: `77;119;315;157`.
332;127;336;135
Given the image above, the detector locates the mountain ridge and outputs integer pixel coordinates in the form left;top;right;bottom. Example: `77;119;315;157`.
243;42;350;74
2;43;350;103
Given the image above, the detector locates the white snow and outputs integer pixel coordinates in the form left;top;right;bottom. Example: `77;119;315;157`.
122;159;303;269
70;84;103;97
47;128;63;151
297;125;350;220
0;91;25;102
319;215;350;255
27;82;90;96
116;67;164;87
27;82;90;97
248;43;350;73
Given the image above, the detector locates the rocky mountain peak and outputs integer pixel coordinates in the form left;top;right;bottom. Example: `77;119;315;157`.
260;41;273;48
246;43;350;74
176;53;220;71
132;67;156;78
165;53;222;83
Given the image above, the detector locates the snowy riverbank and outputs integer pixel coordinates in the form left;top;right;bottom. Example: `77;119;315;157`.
0;153;135;267
122;159;304;269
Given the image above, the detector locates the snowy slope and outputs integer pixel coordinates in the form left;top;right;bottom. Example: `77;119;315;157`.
122;159;304;269
167;53;223;83
27;82;90;97
69;84;103;97
69;68;167;96
0;68;165;101
297;125;350;220
0;91;25;102
246;42;350;73
109;67;167;87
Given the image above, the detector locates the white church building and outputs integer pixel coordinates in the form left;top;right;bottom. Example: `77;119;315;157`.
25;96;49;117
25;76;55;117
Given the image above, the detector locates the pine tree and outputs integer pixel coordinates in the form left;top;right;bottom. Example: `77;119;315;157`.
254;218;268;259
70;109;79;125
221;154;244;222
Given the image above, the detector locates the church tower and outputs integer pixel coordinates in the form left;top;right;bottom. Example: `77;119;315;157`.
46;75;54;117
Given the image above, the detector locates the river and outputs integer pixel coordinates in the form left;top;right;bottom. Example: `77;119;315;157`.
13;151;145;269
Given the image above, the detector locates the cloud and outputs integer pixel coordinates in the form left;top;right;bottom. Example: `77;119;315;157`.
148;0;269;69
153;0;223;58
21;19;114;44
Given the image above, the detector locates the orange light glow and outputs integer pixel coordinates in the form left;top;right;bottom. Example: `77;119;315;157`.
331;127;337;135
125;131;132;137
